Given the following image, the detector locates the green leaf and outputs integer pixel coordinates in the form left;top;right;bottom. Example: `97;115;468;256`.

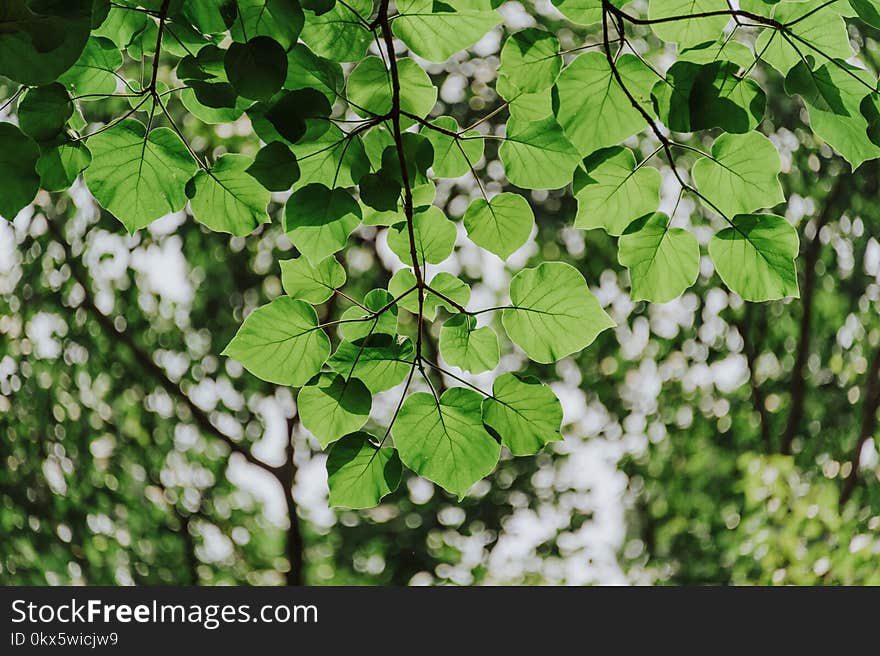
179;88;249;124
708;214;800;301
95;4;151;50
379;134;434;189
678;39;756;69
502;262;614;363
246;141;300;192
851;0;880;27
257;88;332;145
326;432;402;509
359;171;401;212
0;123;40;219
188;154;271;236
497;76;553;122
386;206;457;265
756;2;852;74
550;0;601;25
221;297;330;386
284;44;344;103
439;315;499;373
500;115;580;190
36;138;92;192
652;60;766;134
280;256;346;304
57;36;123;98
550;0;628;26
388;269;470;321
648;0;730;48
298;373;371;448
462;192;533;259
573;147;660;235
482;373;562;455
422;117;483;178
498;28;561;94
84;120;197;233
394;388;501;499
18;83;72;142
0;0;92;85
339;289;399;341
347;56;437;119
692;132;784;218
224;36;288;101
300;0;373;62
290;125;369;188
392;0;500;63
284;183;362;265
329;335;415;393
230;0;304;49
555;52;655;156
182;0;237;34
785;61;880;169
618;212;700;303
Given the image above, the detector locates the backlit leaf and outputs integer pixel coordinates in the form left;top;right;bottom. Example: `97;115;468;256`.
222;297;330;386
394;388;501;499
502;262;614;363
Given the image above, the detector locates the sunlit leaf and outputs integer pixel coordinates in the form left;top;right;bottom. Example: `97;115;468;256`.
618;212;700;303
394;388;501;499
708;214;800;301
482;373;562;455
502;262;614;363
326;432;402;508
222;297;330;386
84;119;197;233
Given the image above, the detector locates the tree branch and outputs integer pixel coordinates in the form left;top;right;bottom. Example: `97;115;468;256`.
780;179;845;454
735;304;772;451
281;415;305;585
47;220;282;478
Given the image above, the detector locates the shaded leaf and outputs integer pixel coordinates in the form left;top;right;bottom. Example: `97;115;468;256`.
284;183;361;264
189;154;271;236
0;123;40;219
298;373;371;447
326;432;402;509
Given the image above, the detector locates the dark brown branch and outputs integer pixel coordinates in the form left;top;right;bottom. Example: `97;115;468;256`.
281;415;305;585
47;220;282;478
781;179;845;454
149;0;171;92
377;1;422;291
736;305;772;452
606;3;784;30
600;2;733;225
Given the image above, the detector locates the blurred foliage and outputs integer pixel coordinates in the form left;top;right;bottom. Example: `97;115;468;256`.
2;2;880;585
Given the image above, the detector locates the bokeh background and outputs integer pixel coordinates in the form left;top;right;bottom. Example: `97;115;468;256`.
2;1;880;585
